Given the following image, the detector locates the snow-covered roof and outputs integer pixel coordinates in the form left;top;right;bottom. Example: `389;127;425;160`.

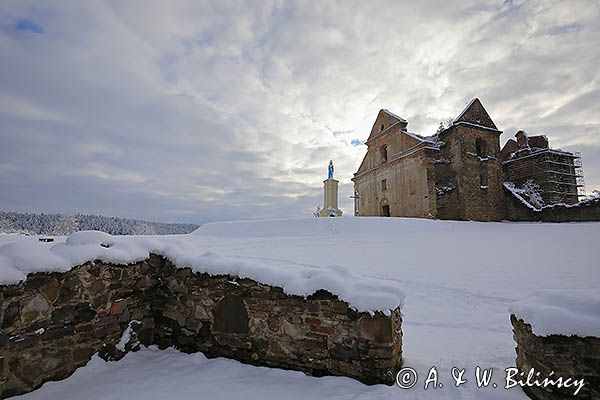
503;147;578;164
503;182;541;210
510;290;600;337
404;131;440;145
381;109;407;123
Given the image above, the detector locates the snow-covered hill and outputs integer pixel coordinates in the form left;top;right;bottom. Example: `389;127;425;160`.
5;217;599;400
0;211;199;236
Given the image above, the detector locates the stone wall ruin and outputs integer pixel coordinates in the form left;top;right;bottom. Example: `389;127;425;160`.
511;315;600;400
0;255;403;398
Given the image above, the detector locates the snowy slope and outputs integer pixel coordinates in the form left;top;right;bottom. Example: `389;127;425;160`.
3;217;600;400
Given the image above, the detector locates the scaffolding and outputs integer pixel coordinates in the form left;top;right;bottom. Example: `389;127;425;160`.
573;151;586;198
503;149;585;205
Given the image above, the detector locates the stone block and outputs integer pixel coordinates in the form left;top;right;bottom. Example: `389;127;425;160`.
109;301;127;316
51;305;77;324
332;301;348;314
24;274;54;290
0;379;22;398
73;346;96;363
75;305;97;322
212;295;248;334
331;344;360;362
310;324;335;335
58;275;81;302
358;315;393;343
306;301;320;313
38;279;60;303
1;301;20;329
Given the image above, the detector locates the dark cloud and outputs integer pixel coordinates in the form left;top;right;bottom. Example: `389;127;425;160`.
0;0;599;223
15;18;42;34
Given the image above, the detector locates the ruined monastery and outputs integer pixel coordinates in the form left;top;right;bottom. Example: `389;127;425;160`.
352;98;599;221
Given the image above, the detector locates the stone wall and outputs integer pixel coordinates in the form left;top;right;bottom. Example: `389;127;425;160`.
511;315;600;400
436;124;505;221
0;255;403;398
504;189;600;222
0;259;158;398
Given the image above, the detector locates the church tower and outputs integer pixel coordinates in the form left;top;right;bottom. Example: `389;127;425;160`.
319;160;343;217
434;98;504;221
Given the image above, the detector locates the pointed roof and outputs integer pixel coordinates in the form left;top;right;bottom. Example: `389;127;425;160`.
451;98;499;131
381;109;407;123
366;109;408;142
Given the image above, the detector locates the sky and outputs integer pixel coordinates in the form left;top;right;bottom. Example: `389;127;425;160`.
1;0;599;224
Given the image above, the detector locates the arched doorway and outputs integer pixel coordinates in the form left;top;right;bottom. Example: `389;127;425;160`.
380;198;390;217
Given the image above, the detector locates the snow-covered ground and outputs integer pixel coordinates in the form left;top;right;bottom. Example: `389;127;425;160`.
3;217;599;400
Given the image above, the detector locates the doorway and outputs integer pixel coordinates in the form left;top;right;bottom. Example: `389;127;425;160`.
381;204;390;217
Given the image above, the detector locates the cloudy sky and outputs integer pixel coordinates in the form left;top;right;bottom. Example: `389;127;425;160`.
1;0;599;224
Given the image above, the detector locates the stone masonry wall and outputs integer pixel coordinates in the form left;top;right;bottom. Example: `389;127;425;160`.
511;315;600;400
0;255;403;398
152;257;402;384
504;189;600;222
0;259;158;398
446;124;504;222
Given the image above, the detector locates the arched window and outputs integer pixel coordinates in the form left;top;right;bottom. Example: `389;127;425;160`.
380;124;385;132
475;138;486;157
380;145;388;163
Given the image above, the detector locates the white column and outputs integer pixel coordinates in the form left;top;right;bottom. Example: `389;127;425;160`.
320;179;342;217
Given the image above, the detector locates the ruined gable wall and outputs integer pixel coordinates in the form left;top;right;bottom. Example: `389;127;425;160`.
354;151;434;218
361;124;418;172
354;124;436;218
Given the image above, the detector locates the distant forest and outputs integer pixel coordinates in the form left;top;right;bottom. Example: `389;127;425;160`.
0;211;200;236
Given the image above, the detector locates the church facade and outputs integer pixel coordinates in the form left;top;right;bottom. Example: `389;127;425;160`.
351;98;587;221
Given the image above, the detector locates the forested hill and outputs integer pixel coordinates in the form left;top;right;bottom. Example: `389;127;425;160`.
0;211;199;236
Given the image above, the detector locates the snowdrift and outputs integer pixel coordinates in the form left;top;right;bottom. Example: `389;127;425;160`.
510;289;600;337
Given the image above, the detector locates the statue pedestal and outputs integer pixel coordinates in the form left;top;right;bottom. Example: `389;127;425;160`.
319;179;343;217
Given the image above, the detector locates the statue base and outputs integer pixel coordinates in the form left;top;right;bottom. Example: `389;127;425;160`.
319;178;343;217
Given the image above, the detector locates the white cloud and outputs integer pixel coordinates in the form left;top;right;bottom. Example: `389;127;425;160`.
1;0;599;223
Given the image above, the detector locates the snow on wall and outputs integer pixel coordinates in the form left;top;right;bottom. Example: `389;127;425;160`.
509;289;600;338
503;181;544;210
0;227;405;314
